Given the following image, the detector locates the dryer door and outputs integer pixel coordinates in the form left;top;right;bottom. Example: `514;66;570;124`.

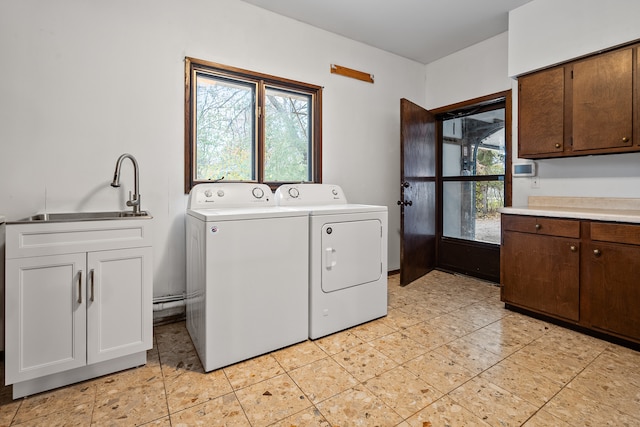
321;219;383;292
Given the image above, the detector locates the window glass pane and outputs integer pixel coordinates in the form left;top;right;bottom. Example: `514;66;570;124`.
264;87;311;182
195;73;256;181
443;110;505;177
443;180;504;244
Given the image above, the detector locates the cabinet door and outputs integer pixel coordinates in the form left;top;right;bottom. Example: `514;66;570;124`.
573;48;633;151
86;247;152;364
518;66;565;157
501;231;580;321
5;254;87;384
583;241;640;341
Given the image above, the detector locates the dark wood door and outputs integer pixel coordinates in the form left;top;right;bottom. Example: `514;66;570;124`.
583;241;640;341
399;98;436;286
518;66;565;156
573;48;633;151
501;231;580;321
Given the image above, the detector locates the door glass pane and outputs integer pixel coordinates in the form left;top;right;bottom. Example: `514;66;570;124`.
195;73;256;181
443;180;504;244
443;110;505;177
264;88;312;182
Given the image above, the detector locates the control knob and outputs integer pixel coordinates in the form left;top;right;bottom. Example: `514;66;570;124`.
252;187;264;199
204;190;213;198
288;187;299;198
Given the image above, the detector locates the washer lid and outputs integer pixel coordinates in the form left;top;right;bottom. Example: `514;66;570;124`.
187;206;307;221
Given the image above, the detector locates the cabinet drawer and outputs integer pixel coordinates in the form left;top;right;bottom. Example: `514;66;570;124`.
591;222;640;245
502;214;580;238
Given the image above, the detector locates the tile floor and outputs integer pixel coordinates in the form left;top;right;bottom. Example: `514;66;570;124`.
1;270;639;426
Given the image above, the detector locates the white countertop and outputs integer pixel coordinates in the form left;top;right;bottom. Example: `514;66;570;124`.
499;196;640;224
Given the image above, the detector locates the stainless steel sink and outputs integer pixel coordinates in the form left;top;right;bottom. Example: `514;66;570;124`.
11;210;152;223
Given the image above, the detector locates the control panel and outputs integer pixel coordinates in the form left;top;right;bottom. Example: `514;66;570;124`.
188;183;273;209
275;184;347;205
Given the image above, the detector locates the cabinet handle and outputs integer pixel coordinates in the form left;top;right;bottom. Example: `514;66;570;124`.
535;224;541;231
90;269;95;302
78;270;82;304
622;137;630;143
593;249;602;257
554;143;561;148
570;245;577;252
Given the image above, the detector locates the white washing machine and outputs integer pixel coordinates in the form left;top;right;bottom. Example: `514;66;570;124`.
275;184;388;339
186;183;309;371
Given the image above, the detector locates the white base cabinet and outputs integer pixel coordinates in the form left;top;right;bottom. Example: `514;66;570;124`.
5;218;153;398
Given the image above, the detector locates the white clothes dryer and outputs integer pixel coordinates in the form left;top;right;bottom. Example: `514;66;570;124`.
275;184;388;339
186;183;309;371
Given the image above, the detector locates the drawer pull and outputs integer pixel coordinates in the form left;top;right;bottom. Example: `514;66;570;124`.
570;245;577;252
593;249;602;257
622;136;630;143
78;270;82;304
90;269;95;302
535;224;541;231
554;143;561;148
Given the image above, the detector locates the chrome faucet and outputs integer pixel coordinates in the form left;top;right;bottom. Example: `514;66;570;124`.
110;153;141;214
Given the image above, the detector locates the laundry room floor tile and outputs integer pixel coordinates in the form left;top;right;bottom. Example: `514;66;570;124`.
331;342;398;382
3;271;640;427
169;393;251;426
224;354;285;390
272;340;327;371
234;373;312;427
315;385;403;427
288;357;358;404
314;329;365;355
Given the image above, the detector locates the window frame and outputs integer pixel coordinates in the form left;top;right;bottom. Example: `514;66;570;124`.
184;57;323;193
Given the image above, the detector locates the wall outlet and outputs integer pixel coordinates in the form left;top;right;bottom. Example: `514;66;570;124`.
531;177;540;188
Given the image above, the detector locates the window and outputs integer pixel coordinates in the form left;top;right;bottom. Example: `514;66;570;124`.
441;101;506;244
184;58;322;192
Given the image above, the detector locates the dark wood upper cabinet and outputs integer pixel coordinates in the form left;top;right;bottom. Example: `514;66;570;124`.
573;48;633;152
518;67;565;156
518;42;639;159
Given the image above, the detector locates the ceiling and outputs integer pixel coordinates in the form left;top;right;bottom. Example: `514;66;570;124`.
239;0;533;64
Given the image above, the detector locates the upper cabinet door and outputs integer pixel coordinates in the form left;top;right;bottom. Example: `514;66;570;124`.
518;66;565;156
572;48;633;151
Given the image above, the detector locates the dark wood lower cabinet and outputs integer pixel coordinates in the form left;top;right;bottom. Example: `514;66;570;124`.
582;230;640;342
501;214;640;345
502;231;579;321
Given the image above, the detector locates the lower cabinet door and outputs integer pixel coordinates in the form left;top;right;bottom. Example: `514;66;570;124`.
583;241;640;341
501;231;580;321
5;253;87;384
86;247;153;364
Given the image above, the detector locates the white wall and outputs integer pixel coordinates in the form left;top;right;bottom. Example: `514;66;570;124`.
508;0;640;77
509;0;640;207
0;0;426;297
425;32;512;110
